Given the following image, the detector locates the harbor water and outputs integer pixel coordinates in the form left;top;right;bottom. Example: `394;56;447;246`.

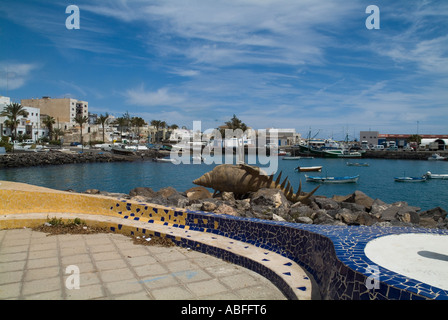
1;156;447;211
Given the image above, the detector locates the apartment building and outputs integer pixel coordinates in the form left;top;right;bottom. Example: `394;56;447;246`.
21;97;88;129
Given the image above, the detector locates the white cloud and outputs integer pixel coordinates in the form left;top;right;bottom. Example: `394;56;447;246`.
0;62;39;90
124;85;185;107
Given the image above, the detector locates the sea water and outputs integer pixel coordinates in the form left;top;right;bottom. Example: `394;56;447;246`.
1;157;447;211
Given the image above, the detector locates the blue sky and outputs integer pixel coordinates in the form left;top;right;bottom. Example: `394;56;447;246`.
1;0;447;140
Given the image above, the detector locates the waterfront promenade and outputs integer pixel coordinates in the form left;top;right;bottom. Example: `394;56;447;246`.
0;228;287;300
2;180;448;300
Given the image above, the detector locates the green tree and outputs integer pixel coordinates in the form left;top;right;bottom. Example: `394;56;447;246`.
42;116;56;140
114;117;127;142
150;120;165;143
131;116;146;140
73;114;89;148
408;134;422;144
97;113;109;143
219;114;248;136
53;128;65;141
0;103;29;140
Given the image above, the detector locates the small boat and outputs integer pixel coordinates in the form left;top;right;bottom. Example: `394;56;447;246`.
282;156;302;160
305;174;359;183
152;157;176;163
394;176;427;182
295;166;323;172
424;171;448;179
428;153;447;161
346;162;369;167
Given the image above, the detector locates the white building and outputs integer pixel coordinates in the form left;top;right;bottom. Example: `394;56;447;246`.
1;97;46;141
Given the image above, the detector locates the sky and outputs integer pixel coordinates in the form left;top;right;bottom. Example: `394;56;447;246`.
0;0;447;141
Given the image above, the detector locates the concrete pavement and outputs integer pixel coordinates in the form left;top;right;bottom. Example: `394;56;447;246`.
0;228;287;300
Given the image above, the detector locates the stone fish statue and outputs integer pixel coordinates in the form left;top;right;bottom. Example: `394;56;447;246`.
193;163;319;204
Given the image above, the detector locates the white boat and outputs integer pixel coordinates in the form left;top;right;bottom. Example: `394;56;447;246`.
282;156;302;160
295;166;323;172
428;153;447;161
424;171;448;179
305;174;359;183
323;149;362;158
152;157;177;163
394;176;427;182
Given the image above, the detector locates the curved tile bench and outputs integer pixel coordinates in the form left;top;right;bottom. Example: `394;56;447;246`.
1;181;448;300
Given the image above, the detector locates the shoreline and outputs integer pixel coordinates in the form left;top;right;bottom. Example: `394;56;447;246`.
0;149;164;168
82;184;448;231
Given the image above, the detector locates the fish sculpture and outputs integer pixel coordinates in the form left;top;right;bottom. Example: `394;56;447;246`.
193;164;319;204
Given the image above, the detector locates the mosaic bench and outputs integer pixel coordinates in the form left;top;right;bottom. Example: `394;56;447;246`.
1;181;448;300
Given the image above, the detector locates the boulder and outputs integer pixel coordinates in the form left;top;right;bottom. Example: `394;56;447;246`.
420;207;447;222
185;186;212;201
314;197;340;211
251;188;289;209
250;188;291;221
214;203;239;216
312;209;337;225
129;187;156;198
343;191;374;210
85;189;100;194
337;208;359;225
201;201;218;212
156;187;179;198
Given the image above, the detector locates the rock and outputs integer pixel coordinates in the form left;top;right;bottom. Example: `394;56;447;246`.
312;209;336;225
420;207;447;222
85;189;100;194
129;187;156;198
185;186;212;201
370;199;389;218
289;203;314;220
201;201;218;212
296;216;314;224
340;202;367;213
356;211;377;226
156;187;179;198
251;188;289;209
214;203;239;216
419;217;438;228
272;214;286;222
343;191;374;210
397;210;420;224
314;197;340;211
221;192;235;202
337;208;359;225
250;188;291;221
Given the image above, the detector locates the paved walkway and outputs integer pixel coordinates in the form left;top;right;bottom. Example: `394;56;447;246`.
0;228;287;300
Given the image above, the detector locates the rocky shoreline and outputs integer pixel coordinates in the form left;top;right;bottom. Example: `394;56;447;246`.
83;185;448;230
0;149;163;168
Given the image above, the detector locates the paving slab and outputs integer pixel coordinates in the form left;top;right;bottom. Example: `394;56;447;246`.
0;228;287;300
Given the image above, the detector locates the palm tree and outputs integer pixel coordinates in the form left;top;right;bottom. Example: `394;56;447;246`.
114;117;127;142
73;114;88;150
131;117;146;140
0;103;29;140
53;128;65;141
97;113;109;143
150;120;163;143
42;116;56;140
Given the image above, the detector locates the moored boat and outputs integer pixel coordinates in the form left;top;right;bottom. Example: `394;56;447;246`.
152;157;177;163
428;153;447;161
295;166;323;172
424;171;448;179
305;174;359;183
394;176;427;182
